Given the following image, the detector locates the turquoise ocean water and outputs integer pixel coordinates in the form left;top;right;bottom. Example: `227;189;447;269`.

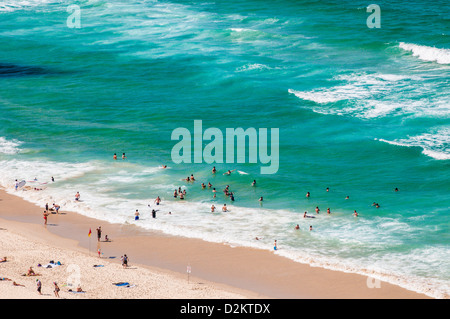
0;0;448;297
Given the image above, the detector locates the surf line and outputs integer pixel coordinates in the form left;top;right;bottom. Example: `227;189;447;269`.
171;120;279;174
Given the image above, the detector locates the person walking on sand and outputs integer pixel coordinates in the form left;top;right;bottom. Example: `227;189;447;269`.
274;240;277;250
36;279;42;295
96;226;102;241
53;282;60;297
43;211;49;225
121;254;129;268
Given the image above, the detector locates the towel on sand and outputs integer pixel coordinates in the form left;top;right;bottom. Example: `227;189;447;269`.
113;282;136;288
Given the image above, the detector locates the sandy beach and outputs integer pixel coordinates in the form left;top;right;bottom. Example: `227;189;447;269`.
0;188;431;299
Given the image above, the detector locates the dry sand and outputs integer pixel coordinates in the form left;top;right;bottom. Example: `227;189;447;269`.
0;188;431;299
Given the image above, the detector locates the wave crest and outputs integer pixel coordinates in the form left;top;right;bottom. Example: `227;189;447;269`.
0;137;22;154
376;128;450;160
399;42;450;65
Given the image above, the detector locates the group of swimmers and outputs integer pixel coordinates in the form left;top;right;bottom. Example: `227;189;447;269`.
113;153;127;160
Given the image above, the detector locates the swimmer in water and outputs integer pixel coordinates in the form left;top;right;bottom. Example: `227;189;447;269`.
353;210;358;217
327;208;331;214
306;192;310;198
303;211;315;219
212;166;216;174
295;224;299;230
259;197;263;202
113;153;117;160
315;206;320;214
222;204;228;212
251;180;256;186
211;205;215;212
122;153;126;160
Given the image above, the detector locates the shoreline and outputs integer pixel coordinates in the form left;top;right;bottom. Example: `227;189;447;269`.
0;188;432;299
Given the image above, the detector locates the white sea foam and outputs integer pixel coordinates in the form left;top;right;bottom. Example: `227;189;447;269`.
399;42;450;65
289;72;408;105
0;137;22;154
236;63;272;72
0;0;57;12
229;28;257;33
376;128;450;160
289;71;449;119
